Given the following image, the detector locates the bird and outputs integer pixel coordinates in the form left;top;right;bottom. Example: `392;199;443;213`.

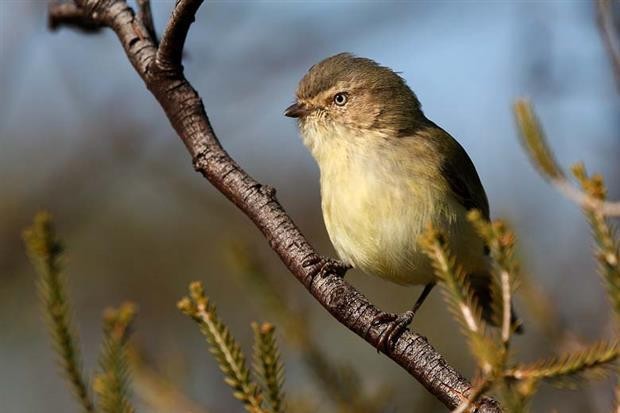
284;53;519;350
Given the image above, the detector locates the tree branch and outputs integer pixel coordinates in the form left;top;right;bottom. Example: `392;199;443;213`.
157;0;203;71
47;1;503;411
48;2;103;33
136;0;158;45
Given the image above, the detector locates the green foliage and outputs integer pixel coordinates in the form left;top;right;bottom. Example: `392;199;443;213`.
228;243;393;413
513;99;620;410
514;99;620;313
514;98;620;217
419;226;502;375
94;303;137;413
23;212;95;413
507;341;619;386
468;210;521;344
572;163;620;315
513;99;564;181
420;216;619;411
178;281;268;413
253;322;286;413
25;212;137;413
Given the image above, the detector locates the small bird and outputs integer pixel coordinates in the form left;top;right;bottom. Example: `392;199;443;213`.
285;53;518;350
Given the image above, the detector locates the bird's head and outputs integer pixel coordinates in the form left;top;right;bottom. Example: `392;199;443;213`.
285;53;424;156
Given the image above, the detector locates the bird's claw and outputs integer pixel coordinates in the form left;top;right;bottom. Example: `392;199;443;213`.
318;258;351;278
372;310;415;353
303;255;351;280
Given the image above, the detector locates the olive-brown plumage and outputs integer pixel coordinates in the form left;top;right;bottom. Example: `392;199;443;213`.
286;53;518;348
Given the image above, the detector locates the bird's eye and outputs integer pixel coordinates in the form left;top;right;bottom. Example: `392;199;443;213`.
333;92;348;106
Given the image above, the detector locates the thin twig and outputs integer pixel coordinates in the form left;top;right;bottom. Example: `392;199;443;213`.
500;270;511;348
47;1;503;410
24;212;96;413
94;303;137;413
137;0;158;45
596;0;620;91
505;340;619;383
514;99;620;217
157;0;203;70
553;178;620;216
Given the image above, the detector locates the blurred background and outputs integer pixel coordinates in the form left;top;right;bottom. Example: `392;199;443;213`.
1;1;619;412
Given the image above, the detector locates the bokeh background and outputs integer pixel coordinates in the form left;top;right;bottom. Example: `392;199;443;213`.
2;1;619;412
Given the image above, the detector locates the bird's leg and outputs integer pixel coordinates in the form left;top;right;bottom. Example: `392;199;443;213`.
302;255;351;281
372;282;436;352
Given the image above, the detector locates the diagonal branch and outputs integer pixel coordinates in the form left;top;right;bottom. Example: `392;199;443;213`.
47;1;503;411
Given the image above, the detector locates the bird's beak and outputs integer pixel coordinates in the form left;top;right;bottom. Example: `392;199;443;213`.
284;102;310;118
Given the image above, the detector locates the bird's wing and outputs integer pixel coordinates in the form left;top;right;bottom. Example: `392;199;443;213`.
439;130;490;220
428;126;518;328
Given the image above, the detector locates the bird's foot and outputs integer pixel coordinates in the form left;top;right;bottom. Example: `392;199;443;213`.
302;255;351;280
372;310;415;353
318;257;351;278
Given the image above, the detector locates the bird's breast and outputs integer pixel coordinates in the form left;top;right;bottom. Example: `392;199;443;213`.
319;149;428;284
315;134;484;285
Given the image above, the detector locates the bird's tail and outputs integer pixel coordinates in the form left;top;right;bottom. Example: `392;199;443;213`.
468;272;523;334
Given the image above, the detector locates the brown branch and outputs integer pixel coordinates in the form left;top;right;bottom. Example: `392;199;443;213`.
157;0;203;70
47;1;503;411
48;2;103;33
137;0;158;45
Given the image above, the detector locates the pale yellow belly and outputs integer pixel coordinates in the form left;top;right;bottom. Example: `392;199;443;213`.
321;167;485;286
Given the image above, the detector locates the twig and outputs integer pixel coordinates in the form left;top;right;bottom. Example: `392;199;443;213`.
252;322;286;413
505;341;619;383
47;1;503;410
24;212;96;413
94;303;137;413
179;282;266;413
513;99;620;217
137;0;158;45
48;2;102;33
596;0;620;91
553;179;620;217
157;0;203;70
499;271;511;348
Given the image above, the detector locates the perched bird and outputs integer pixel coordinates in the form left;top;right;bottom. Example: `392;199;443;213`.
285;53;519;349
